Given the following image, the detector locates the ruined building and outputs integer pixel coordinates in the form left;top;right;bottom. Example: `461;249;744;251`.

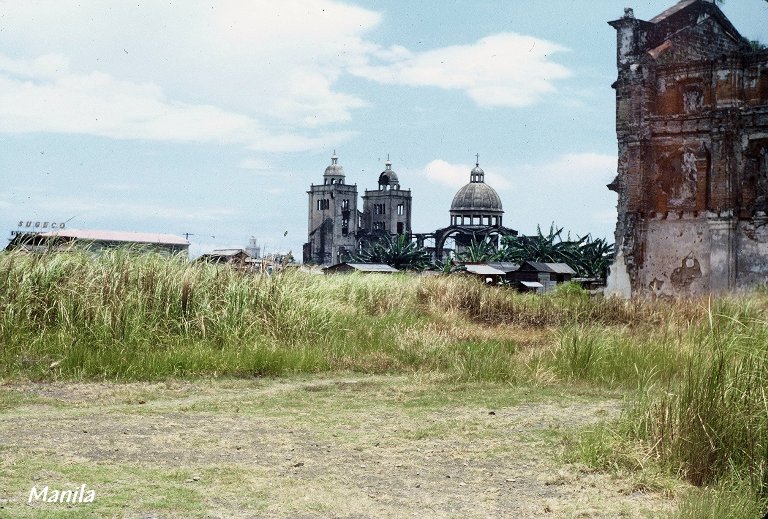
362;158;413;239
606;0;768;297
429;158;516;259
304;154;412;265
304;153;515;265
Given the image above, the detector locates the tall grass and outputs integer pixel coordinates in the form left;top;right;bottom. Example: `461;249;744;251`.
0;249;690;381
556;296;768;514
3;250;768;513
625;299;768;511
0;250;523;380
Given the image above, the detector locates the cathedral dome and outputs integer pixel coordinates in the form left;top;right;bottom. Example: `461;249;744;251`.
448;158;504;227
324;153;345;177
378;158;399;189
450;182;503;213
450;159;503;213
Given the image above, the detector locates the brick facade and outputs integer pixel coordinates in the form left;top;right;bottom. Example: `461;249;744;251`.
606;0;768;297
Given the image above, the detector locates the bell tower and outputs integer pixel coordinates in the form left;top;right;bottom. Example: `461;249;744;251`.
303;153;359;265
362;156;412;238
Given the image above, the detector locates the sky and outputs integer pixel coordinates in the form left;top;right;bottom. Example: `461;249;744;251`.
2;0;767;258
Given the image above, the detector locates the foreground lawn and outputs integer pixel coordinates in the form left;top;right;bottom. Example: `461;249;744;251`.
0;375;671;519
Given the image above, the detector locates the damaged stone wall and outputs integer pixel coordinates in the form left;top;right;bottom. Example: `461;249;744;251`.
606;0;768;297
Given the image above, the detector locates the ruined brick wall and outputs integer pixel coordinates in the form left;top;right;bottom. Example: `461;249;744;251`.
606;0;768;297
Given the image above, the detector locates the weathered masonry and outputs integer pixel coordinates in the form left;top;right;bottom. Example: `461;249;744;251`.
304;153;412;265
606;0;768;297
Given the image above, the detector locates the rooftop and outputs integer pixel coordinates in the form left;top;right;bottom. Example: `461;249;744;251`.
464;264;506;276
38;228;189;246
324;263;399;273
522;261;577;275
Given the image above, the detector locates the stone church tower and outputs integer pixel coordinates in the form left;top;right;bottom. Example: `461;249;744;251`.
304;153;359;265
606;0;768;297
361;158;412;241
304;154;413;265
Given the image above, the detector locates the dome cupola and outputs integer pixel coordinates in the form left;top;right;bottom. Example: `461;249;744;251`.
378;155;400;190
449;155;504;227
323;151;345;185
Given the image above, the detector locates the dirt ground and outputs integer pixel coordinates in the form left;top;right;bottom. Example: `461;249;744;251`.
0;375;674;518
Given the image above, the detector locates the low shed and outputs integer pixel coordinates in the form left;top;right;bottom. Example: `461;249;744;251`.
323;262;399;274
513;261;576;292
198;249;251;266
464;264;506;284
6;229;189;256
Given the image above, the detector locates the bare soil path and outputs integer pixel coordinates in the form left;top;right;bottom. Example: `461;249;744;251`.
0;375;673;518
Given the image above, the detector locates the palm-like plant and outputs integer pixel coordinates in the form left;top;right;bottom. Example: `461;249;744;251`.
351;234;432;271
576;236;614;278
457;236;500;263
498;223;614;278
432;258;465;274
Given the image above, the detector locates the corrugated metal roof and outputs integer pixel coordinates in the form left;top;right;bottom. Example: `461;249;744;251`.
344;263;399;273
545;263;577;275
209;249;250;257
522;261;551;272
465;264;506;275
39;229;189;246
487;262;519;273
521;261;576;275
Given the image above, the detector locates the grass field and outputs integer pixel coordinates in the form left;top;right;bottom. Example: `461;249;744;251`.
1;375;663;518
0;250;767;517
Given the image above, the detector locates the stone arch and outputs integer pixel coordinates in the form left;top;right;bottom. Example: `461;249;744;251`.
433;225;516;261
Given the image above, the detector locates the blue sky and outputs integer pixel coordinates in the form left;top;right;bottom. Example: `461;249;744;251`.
2;0;767;258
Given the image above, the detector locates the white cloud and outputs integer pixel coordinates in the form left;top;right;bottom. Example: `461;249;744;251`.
593;209;619;225
0;53;69;79
421;159;512;190
0;0;380;149
0;52;356;152
351;33;571;107
109;203;237;222
497;153;618;239
238;159;271;171
11;194;236;223
238;159;297;180
0;59;256;142
422;160;470;188
0;0;379;127
0;1;573;153
529;153;617;184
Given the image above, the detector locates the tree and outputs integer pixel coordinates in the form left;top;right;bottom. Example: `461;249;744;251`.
497;223;614;279
432;258;465;274
456;236;500;263
351;234;432;271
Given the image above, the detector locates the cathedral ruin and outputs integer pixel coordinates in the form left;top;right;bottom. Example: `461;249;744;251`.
303;154;412;265
303;154;515;265
606;0;768;297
